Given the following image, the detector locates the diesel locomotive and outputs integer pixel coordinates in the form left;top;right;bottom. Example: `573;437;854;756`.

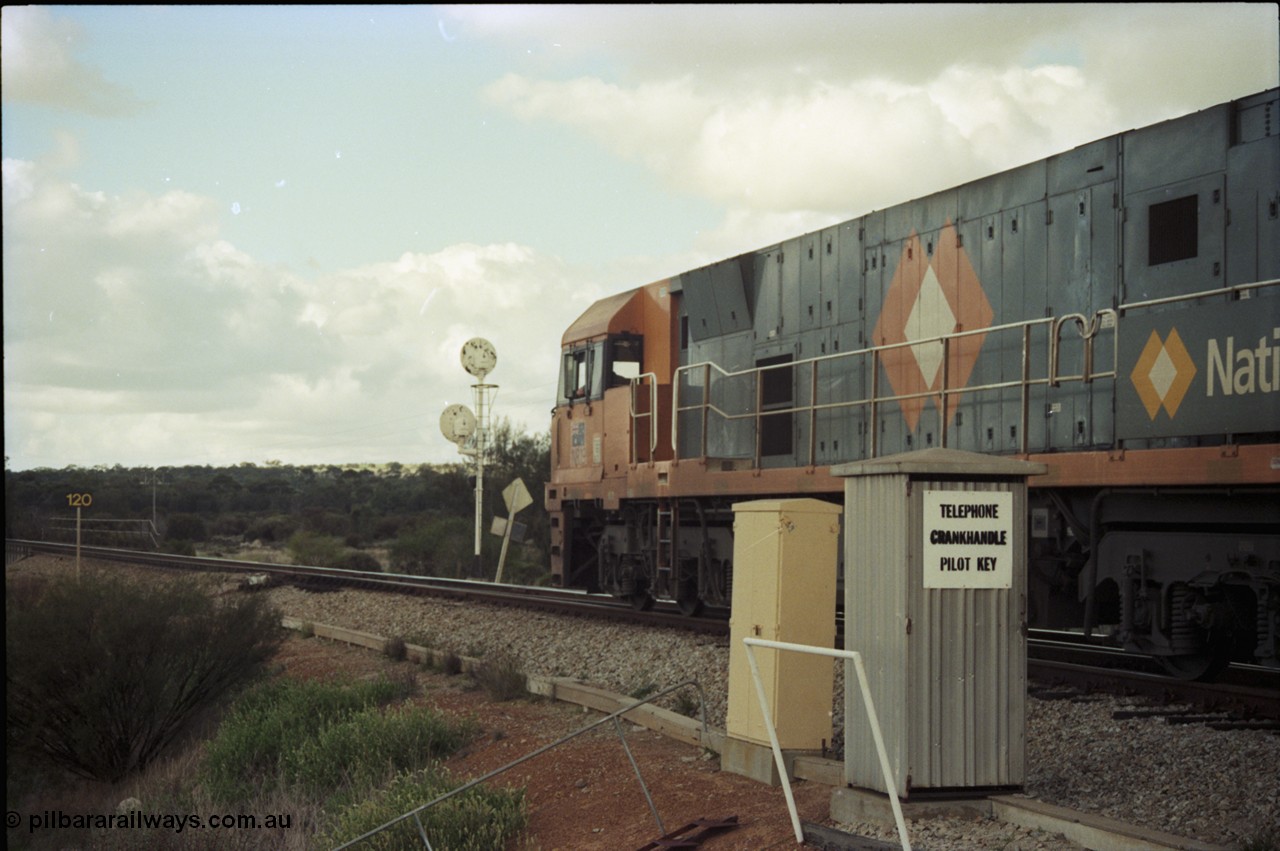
545;88;1280;679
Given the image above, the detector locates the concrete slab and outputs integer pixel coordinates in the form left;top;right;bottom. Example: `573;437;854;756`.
830;787;1231;851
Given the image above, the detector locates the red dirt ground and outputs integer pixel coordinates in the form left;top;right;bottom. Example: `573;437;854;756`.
275;634;835;850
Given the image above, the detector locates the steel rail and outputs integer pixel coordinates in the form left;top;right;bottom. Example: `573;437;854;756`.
4;539;729;633
11;540;1272;704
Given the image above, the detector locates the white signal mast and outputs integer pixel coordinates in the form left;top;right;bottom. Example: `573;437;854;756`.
440;337;497;577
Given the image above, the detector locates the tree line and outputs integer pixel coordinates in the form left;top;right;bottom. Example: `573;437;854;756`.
4;419;552;586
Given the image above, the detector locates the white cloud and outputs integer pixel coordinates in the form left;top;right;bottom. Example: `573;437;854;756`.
486;65;1120;223
450;4;1276;103
3;154;607;468
0;6;144;114
475;3;1275;260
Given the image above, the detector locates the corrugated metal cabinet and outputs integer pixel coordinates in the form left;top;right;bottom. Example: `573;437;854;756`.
833;449;1044;798
726;498;840;750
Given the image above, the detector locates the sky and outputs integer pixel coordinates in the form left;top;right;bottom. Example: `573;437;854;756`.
3;4;1277;472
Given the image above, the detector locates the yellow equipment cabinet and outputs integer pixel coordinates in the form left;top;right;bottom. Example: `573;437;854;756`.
725;498;840;750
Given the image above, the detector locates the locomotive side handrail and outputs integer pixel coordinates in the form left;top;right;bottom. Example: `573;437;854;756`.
670;279;1278;466
1049;309;1118;388
1118;276;1279;312
673;314;1064;461
628;372;660;462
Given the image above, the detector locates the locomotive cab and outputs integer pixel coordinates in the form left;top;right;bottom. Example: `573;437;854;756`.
547;282;679;598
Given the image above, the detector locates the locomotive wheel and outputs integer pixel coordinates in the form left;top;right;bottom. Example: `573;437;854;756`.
630;591;655;612
1156;650;1230;681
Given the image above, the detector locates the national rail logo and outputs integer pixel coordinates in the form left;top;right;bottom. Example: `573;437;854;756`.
871;221;995;432
1129;327;1197;420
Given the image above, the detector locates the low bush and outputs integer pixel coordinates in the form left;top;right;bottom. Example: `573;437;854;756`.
165;512;208;543
673;690;702;719
388;516;472;577
472;653;527;702
6;571;282;784
441;651;464;676
242;514;299;544
286;530;344;567
335;549;382;572
200;677;413;804
383;635;407;662
286;705;474;801
320;766;525;851
201;675;514;851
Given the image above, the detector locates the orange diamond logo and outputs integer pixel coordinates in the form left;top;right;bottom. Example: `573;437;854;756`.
1130;328;1197;419
871;221;994;432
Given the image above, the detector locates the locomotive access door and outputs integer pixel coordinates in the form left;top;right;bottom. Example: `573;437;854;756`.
756;353;795;467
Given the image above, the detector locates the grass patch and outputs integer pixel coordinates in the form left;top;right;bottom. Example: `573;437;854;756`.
319;766;525;850
286;704;474;803
672;690;701;718
441;651;464;676
629;682;659;701
383;635;407;662
199;675;523;849
471;653;527;701
199;676;415;804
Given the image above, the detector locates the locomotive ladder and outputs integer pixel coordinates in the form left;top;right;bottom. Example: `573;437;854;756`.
656;501;675;594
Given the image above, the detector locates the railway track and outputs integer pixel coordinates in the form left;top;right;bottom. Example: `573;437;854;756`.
9;539;1277;717
3;539;727;634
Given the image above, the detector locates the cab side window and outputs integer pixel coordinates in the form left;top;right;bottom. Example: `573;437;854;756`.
559;343;604;403
607;335;643;388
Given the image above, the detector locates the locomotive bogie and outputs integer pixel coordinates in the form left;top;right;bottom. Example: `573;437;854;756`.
548;89;1280;677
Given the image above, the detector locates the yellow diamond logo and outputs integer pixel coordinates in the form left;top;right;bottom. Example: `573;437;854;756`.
1130;328;1197;420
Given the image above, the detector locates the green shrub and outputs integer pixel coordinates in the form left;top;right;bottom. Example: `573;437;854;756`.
335;549;382;572
243;514;299;544
673;690;701;718
209;513;250;538
384;635;407;662
404;630;435;649
286;530;344;567
199;676;429;805
389;517;472;577
629;682;658;700
6;572;282;783
320;766;525;851
165;512;208;543
472;653;527;702
286;705;474;800
159;538;197;556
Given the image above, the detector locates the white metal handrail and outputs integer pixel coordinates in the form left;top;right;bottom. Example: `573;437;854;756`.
673;313;1074;461
670;279;1279;465
742;637;911;850
1118;276;1279;312
629;371;660;462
